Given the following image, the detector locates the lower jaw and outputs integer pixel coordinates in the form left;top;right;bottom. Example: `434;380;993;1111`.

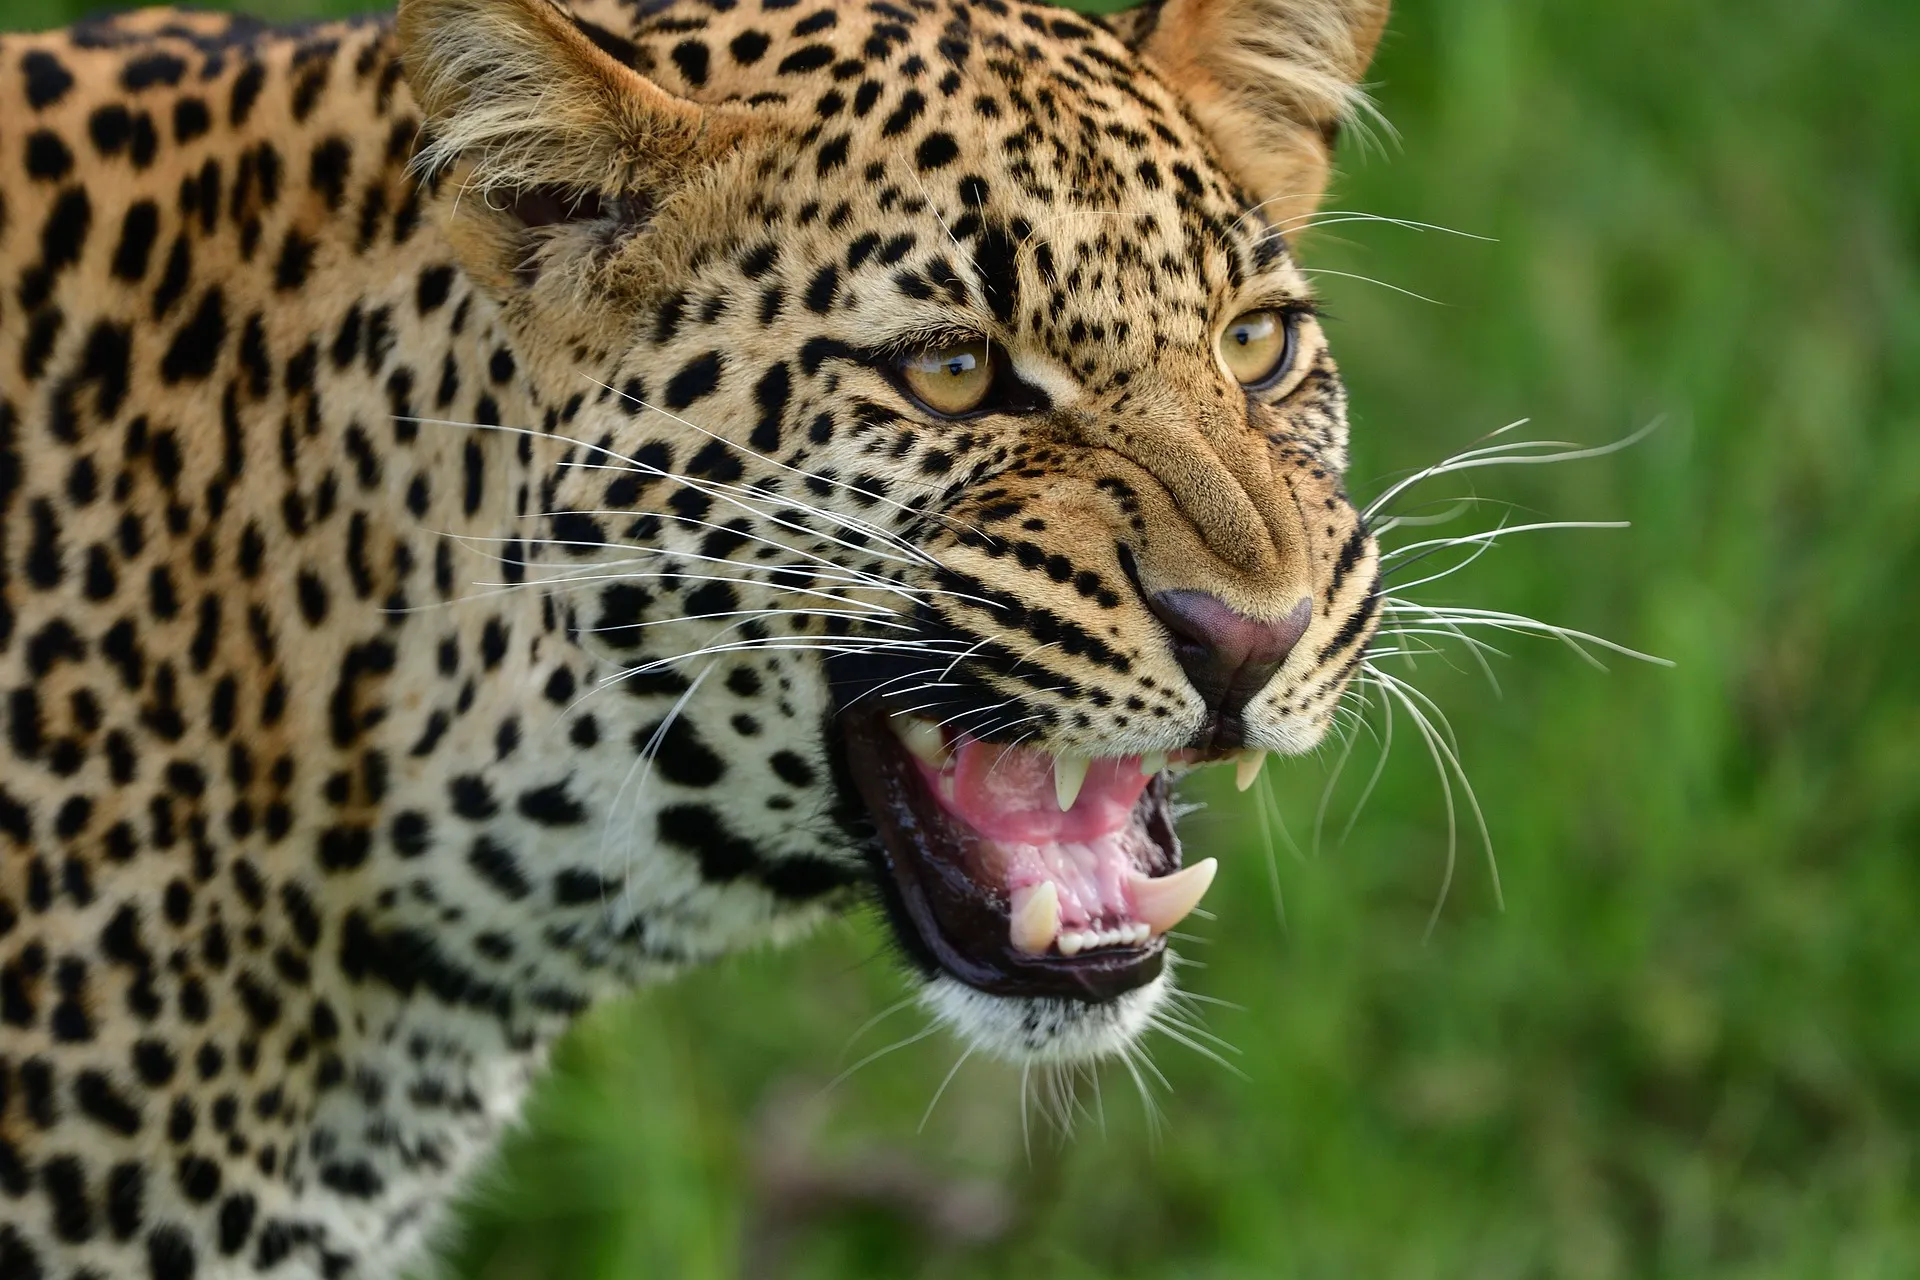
837;706;1179;1003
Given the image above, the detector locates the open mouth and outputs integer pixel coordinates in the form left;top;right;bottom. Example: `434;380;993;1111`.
839;706;1237;1003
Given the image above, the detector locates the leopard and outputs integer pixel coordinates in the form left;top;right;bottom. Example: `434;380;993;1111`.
0;0;1391;1272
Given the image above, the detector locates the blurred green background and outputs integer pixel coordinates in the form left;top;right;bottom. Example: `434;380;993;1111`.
11;0;1919;1273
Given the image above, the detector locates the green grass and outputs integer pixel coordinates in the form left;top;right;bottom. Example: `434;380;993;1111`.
11;0;1920;1274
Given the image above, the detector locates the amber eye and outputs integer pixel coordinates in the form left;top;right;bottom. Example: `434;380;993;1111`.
900;341;995;415
1217;309;1295;387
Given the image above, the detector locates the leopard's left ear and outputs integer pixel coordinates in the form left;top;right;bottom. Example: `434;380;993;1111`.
397;0;769;307
1108;0;1389;228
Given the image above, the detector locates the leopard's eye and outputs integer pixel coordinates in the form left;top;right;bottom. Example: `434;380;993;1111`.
900;341;995;416
1217;309;1296;388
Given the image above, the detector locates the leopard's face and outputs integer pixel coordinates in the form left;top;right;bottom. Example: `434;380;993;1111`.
402;0;1387;1061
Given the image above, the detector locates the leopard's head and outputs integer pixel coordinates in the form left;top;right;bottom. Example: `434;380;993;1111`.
398;0;1388;1061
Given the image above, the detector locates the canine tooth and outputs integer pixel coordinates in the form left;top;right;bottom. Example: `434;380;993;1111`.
1234;750;1268;792
1139;750;1169;777
1053;754;1090;812
1009;881;1061;955
1131;858;1220;934
1057;930;1086;957
890;714;950;768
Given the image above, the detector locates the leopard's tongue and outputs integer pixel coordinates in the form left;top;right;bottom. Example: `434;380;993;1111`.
909;738;1216;956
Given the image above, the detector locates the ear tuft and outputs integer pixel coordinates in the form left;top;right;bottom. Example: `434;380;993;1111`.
1115;0;1389;227
397;0;709;200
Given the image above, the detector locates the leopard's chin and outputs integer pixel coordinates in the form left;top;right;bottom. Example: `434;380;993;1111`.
834;703;1231;1057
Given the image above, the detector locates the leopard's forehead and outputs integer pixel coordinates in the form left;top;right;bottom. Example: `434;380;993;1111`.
574;0;1305;357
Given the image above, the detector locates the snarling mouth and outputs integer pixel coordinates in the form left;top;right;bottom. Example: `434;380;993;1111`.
839;706;1235;1003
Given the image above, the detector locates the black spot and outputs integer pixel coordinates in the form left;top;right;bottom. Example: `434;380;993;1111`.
133;1040;177;1087
146;1223;196;1280
468;837;531;901
777;44;834;74
880;89;925;137
518;781;586;826
391;810;432;857
217;1192;257;1255
43;1154;93;1241
816;131;850;175
569;14;643;68
417;264;455;313
463;438;484;514
24;50;74;110
449;775;498;820
273;231;315;290
89;103;132;156
160;288;227;383
973;224;1020;325
296;571;328;625
309;136;351;211
172;97;211;145
121;52;187;91
664;350;723;409
593;583;651;649
151;235;191;319
729;30;771;63
635;718;725;787
230;61;265;126
769;750;815;787
106;1161;145;1240
670;39;710;87
750;362;790;451
657;804;758;882
553;868;617;905
804;264;839;313
25;130;74;181
24;186;91;311
915;131;959;171
317;824;371;872
75;1070;143;1135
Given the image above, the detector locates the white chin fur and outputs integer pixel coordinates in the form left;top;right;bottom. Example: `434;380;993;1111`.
918;966;1172;1064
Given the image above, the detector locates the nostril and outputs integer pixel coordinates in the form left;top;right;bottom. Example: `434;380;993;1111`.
1149;591;1311;671
1146;591;1314;740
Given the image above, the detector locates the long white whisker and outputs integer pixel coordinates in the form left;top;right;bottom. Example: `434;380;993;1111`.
917;1045;976;1133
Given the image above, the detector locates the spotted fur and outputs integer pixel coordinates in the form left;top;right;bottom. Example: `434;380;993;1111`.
0;0;1386;1272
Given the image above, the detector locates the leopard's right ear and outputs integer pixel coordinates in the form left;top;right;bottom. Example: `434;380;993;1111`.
397;0;760;298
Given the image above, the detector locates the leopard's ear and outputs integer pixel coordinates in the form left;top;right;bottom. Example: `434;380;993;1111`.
397;0;761;299
1111;0;1389;228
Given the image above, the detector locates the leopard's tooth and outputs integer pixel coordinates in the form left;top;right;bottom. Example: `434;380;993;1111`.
1130;858;1219;934
1053;754;1090;812
1009;881;1061;955
1234;749;1268;792
889;714;950;768
1139;750;1169;777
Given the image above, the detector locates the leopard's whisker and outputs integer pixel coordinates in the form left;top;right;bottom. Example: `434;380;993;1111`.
1363;419;1664;523
1268;210;1496;241
1381;600;1673;669
916;1043;976;1133
587;379;982;556
400;412;939;569
1380;519;1632;563
1298;266;1445;306
603;660;716;921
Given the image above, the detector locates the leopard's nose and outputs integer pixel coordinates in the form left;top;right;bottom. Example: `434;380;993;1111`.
1147;591;1313;745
